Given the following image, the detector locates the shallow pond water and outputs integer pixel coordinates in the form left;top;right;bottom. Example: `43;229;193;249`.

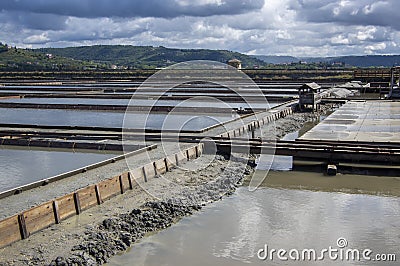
108;180;399;266
0;146;119;192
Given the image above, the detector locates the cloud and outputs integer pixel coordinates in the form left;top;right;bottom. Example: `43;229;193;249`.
0;0;399;56
291;0;400;30
0;11;67;30
24;33;50;44
0;0;265;19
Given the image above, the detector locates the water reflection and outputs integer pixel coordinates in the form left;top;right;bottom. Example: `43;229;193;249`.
0;108;235;130
0;146;119;192
108;186;399;266
0;97;280;109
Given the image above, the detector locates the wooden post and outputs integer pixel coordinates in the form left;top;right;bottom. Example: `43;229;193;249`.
153;162;158;176
142;167;147;182
95;185;103;204
52;201;60;224
73;192;81;215
127;172;134;190
18;214;29;240
164;158;169;172
119;175;125;194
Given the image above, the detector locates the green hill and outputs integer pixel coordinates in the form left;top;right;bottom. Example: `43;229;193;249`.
36;45;265;69
3;42;398;71
0;43;101;71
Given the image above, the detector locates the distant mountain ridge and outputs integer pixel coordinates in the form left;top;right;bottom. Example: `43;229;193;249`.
2;42;400;71
36;45;265;69
253;55;299;64
253;55;400;67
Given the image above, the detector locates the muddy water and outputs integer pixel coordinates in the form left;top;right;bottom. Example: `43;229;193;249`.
108;174;400;266
0;146;119;192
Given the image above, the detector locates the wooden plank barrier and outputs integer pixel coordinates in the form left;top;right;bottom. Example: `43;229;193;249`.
187;147;197;160
24;201;54;235
218;107;294;139
77;185;98;211
154;158;167;175
0;143;204;249
0;107;293;249
143;162;156;179
98;175;121;201
197;143;204;157
0;215;20;246
120;172;131;193
165;154;176;171
131;167;145;184
56;193;76;220
175;150;187;166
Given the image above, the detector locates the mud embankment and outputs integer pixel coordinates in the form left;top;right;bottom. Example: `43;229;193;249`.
49;155;251;265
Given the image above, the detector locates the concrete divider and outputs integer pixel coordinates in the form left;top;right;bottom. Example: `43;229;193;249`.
0;143;204;249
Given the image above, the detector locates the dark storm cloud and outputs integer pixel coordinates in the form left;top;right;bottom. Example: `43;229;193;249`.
0;11;67;30
291;0;400;30
0;0;398;56
0;0;265;19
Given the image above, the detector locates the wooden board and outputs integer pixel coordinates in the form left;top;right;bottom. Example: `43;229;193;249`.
131;167;145;184
154;158;167;175
143;162;156;179
24;201;54;235
98;176;121;200
120;172;131;192
0;215;21;248
56;193;76;220
187;147;197;160
165;154;177;170
77;185;98;211
175;151;187;165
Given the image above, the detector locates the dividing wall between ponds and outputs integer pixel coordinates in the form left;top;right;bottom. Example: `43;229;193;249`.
218;104;296;139
0;143;204;249
0;102;297;249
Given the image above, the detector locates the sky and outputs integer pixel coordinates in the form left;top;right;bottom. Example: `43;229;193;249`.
0;0;399;56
